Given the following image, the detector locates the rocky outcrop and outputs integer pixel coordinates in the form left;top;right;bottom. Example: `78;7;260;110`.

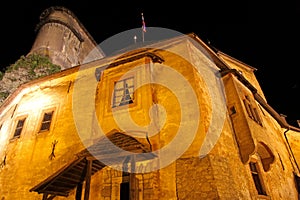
0;54;61;105
0;6;106;106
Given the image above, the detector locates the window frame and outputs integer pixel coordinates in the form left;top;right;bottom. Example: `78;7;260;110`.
112;76;135;108
35;106;57;135
12;116;27;139
39;110;54;133
249;160;268;196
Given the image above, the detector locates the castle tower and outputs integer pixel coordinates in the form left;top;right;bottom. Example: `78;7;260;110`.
28;6;105;69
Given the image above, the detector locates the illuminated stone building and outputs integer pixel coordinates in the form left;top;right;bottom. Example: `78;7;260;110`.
1;6;300;200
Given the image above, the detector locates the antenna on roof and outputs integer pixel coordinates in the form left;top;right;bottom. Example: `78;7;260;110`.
134;35;137;44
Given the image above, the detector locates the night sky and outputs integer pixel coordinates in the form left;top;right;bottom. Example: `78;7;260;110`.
0;1;299;126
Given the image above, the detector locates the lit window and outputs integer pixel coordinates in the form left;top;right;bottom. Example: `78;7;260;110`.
13;118;26;138
249;162;266;195
40;111;54;132
112;77;134;108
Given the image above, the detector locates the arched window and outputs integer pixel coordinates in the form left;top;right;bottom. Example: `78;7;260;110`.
257;142;275;172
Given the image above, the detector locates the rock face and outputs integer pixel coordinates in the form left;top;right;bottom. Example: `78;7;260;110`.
0;54;61;105
0;6;105;106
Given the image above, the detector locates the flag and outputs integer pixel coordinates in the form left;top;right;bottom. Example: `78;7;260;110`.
141;13;146;32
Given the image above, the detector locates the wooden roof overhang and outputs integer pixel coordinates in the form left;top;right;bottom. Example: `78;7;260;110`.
29;131;155;199
29;157;104;198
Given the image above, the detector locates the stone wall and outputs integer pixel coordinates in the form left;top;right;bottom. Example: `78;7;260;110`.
29;6;105;69
176;157;219;199
1;26;300;200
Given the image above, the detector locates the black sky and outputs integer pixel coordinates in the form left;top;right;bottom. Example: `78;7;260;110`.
0;1;299;126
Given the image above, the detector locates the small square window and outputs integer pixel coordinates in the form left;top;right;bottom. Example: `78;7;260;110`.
13;118;26;138
112;77;134;108
40;111;54;132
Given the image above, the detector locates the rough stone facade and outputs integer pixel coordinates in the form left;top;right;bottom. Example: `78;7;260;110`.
29;6;105;69
1;7;300;200
0;6;104;110
0;54;61;105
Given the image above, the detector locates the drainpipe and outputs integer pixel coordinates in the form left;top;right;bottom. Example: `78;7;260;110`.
284;127;300;175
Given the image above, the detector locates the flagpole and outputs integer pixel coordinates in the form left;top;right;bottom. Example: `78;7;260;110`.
141;13;146;42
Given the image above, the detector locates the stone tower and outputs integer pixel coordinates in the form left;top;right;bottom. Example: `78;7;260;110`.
28;6;105;69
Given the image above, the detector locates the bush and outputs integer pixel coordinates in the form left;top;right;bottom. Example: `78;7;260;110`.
7;54;61;79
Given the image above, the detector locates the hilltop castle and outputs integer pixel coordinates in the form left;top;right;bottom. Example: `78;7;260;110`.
1;6;300;200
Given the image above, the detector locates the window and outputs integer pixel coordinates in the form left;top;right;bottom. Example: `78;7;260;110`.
0;123;3;135
249;162;266;195
294;173;300;195
230;106;237;115
112;77;134;108
40;111;54;132
243;96;262;125
13;118;26;138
